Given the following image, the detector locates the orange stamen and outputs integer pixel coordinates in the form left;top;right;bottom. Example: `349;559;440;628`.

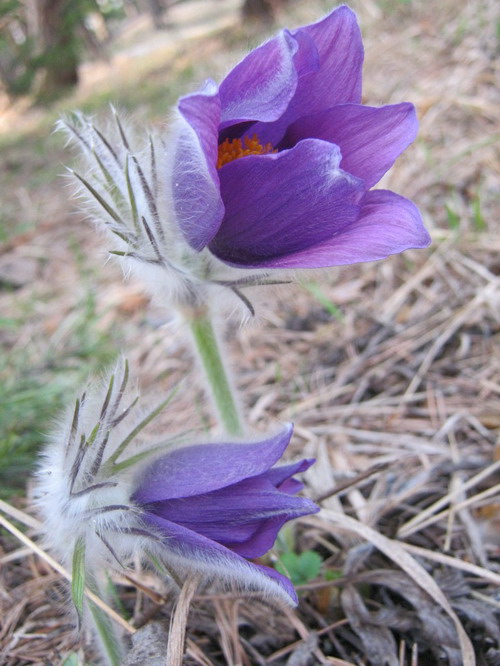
217;134;276;169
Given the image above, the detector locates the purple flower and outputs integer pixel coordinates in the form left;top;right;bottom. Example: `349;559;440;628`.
171;5;430;269
132;424;318;605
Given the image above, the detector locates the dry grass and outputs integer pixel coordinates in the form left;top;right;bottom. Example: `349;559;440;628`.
1;0;499;664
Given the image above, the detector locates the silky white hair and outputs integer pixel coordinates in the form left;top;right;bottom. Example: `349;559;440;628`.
57;110;289;321
34;360;296;627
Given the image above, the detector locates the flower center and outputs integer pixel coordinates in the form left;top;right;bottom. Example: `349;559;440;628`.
217;134;276;169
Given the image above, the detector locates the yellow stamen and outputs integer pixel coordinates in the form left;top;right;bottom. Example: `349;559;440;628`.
217;134;276;169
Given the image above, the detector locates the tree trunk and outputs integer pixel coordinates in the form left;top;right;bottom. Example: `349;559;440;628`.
241;0;275;23
147;0;169;30
241;0;289;23
36;0;80;96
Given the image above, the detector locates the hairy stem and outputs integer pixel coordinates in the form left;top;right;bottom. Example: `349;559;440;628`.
88;576;124;666
187;311;243;436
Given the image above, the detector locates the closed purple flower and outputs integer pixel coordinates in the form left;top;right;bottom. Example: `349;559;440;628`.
171;5;430;269
133;424;318;604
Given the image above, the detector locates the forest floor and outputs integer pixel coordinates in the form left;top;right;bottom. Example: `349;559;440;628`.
0;0;499;664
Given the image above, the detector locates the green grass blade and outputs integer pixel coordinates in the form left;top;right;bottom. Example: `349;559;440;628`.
71;537;86;624
88;600;123;666
301;281;344;321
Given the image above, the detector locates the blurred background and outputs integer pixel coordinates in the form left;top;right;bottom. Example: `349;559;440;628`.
0;1;499;663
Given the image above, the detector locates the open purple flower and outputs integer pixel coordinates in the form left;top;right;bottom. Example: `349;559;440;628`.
171;5;430;269
133;424;318;605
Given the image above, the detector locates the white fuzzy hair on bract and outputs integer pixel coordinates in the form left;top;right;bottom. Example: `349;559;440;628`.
34;360;299;625
34;359;152;574
57;109;287;321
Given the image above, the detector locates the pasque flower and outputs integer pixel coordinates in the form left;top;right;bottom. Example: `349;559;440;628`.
61;7;429;317
133;424;317;604
35;362;317;610
172;5;431;268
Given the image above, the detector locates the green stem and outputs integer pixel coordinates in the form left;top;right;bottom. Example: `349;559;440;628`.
188;311;243;436
88;576;123;666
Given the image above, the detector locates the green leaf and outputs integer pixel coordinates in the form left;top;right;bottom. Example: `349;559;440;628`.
85;421;101;447
275;550;322;586
88;601;123;666
472;196;486;231
72;170;122;225
125;155;140;233
110;442;167;473
110;431;187;474
324;568;343;581
85;577;124;666
445;204;460;230
0;317;18;329
71;537;86;622
105;571;130;621
93;149;118;194
109;227;132;243
104;386;179;469
60;653;82;666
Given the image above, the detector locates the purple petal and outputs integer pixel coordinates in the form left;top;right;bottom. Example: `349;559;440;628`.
227;516;293;558
296;5;363;108
250;6;364;145
219;31;298;127
276;477;303;494
209;139;364;268
145;474;317;558
286;27;320;79
132;424;293;504
285;103;418;188
224;492;318;558
144;513;298;604
254;189;431;269
173;80;224;250
261;459;315;493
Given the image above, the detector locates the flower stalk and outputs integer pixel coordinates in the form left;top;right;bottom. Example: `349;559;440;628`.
187;309;243;436
88;578;124;666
